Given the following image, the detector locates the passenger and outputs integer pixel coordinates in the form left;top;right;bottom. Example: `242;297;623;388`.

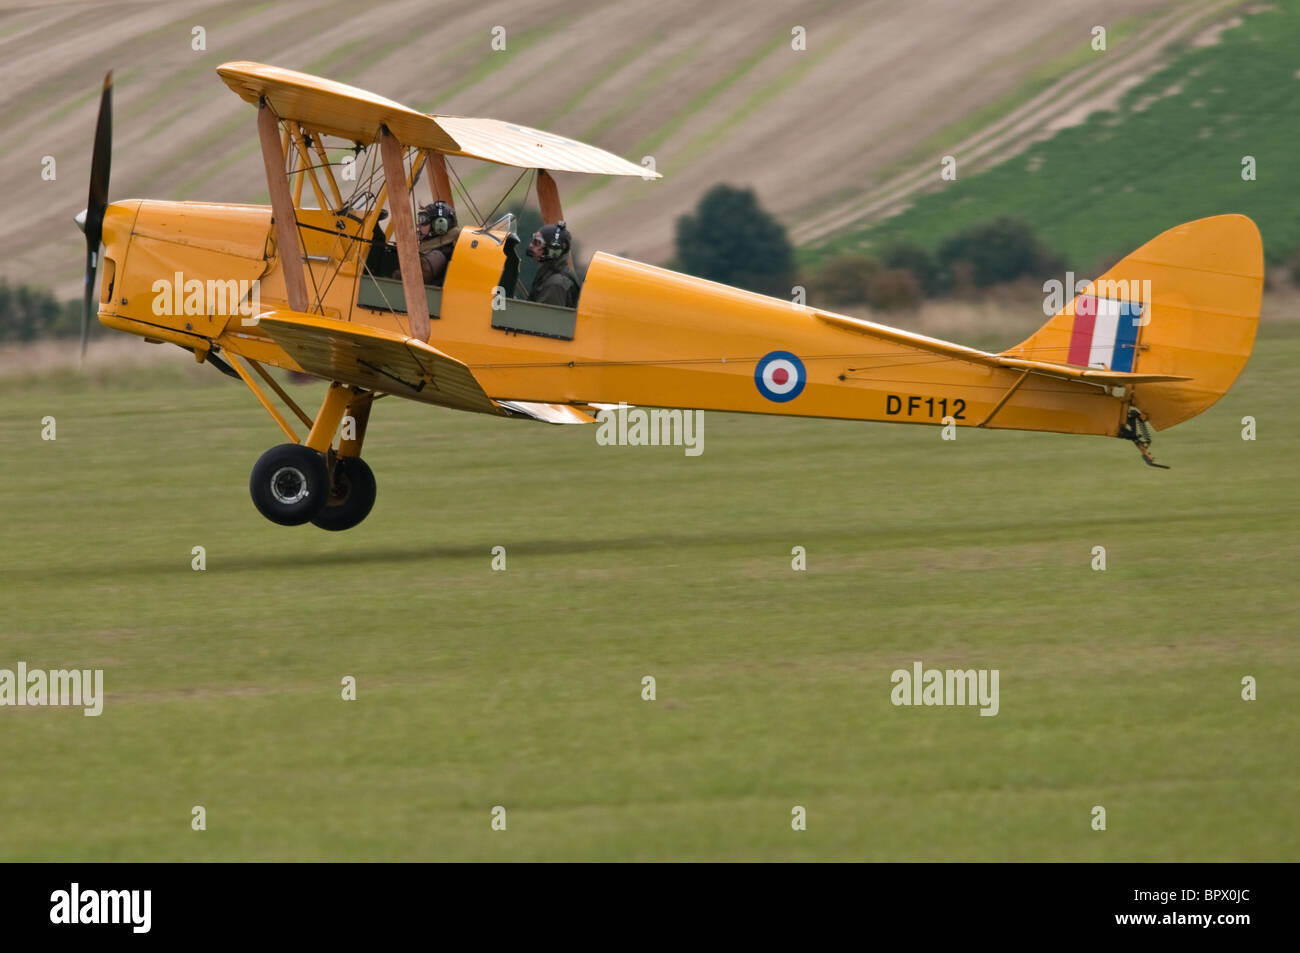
414;200;459;285
527;220;580;308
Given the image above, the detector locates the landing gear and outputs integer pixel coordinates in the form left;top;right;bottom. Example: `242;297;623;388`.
1119;407;1170;469
238;375;380;530
311;456;377;531
249;443;330;525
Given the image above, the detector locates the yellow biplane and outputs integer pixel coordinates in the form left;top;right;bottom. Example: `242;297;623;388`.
78;63;1262;530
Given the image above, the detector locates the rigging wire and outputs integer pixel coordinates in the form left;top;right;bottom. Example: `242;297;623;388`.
444;158;485;225
479;166;531;227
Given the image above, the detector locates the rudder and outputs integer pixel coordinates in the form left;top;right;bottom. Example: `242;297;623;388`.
1002;214;1263;431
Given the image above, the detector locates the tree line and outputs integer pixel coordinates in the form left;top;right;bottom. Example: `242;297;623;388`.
675;184;1067;311
0;282;85;342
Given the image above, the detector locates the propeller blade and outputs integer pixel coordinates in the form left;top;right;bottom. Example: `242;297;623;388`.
81;71;112;361
85;70;112;248
81;247;97;361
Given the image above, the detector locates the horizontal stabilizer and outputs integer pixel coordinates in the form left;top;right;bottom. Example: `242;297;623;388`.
993;357;1191;384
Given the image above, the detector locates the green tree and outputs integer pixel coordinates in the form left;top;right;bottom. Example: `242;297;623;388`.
882;243;942;295
674;185;795;297
807;253;880;307
0;281;65;342
936;217;1062;289
866;268;924;312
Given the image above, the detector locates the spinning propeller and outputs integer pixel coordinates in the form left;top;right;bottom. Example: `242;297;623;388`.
74;71;112;360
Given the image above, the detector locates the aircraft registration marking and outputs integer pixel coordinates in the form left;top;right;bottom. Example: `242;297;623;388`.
885;395;967;420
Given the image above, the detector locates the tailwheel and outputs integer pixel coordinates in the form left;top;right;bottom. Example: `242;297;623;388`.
311;456;377;532
249;443;330;526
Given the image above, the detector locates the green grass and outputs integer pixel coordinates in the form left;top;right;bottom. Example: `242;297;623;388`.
806;3;1300;269
0;327;1296;860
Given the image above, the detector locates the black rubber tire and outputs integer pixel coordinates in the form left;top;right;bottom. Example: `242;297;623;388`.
249;443;330;526
310;456;377;532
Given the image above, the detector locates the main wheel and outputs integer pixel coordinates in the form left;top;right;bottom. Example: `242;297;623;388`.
311;456;377;532
249;443;330;526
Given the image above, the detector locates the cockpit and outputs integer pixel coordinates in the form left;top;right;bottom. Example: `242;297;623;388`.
355;210;580;341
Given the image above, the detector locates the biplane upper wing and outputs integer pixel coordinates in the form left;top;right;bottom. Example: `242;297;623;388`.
217;62;459;153
256;311;505;415
816;311;1191;385
216;61;656;177
433;115;656;177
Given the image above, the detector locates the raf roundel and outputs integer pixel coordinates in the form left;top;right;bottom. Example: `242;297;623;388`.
754;351;807;402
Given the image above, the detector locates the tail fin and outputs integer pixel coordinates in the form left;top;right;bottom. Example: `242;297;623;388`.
1002;214;1263;431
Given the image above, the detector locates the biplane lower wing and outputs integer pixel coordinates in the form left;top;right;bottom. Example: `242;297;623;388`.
255;311;505;415
254;312;598;424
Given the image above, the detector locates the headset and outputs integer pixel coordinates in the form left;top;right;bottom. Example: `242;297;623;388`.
541;220;570;260
418;201;456;236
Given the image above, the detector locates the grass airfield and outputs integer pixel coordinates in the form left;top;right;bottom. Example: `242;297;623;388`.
0;328;1296;861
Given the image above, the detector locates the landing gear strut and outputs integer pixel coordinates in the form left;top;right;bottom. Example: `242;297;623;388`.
243;378;380;530
1119;407;1170;469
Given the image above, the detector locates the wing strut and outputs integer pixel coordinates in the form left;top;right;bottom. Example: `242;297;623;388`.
537;169;563;224
256;101;310;314
428;151;454;209
378;125;431;343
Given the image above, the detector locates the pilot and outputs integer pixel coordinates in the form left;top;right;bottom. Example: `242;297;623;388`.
413;200;459;285
527;221;580;307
